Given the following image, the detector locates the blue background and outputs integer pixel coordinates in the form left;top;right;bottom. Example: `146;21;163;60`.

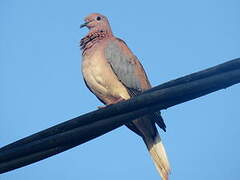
1;0;240;179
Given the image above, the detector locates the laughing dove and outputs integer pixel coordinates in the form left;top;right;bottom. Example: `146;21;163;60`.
80;13;170;180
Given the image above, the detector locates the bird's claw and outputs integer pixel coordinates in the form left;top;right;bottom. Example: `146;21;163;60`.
97;97;125;109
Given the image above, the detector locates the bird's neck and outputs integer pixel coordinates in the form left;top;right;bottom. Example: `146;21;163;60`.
80;29;113;55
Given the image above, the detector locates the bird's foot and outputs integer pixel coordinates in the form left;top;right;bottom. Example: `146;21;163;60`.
110;97;125;104
97;97;125;109
97;105;106;109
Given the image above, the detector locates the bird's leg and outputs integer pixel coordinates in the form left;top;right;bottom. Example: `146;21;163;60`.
97;105;106;109
97;97;125;109
109;97;125;104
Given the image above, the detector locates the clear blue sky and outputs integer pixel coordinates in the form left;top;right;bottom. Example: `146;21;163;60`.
1;0;240;179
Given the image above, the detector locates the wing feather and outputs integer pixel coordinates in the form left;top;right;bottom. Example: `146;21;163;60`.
104;38;166;131
104;40;142;94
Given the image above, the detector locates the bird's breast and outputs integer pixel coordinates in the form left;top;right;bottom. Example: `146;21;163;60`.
82;50;108;93
82;47;130;103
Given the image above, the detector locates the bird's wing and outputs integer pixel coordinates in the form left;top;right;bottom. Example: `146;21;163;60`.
104;38;151;96
104;38;166;131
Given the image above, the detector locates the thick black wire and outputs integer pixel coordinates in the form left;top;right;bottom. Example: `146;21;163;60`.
0;58;240;173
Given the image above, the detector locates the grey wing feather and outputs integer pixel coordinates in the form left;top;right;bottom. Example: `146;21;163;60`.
104;41;142;93
104;40;167;132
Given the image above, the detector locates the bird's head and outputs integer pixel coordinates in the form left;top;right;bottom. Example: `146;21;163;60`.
80;13;112;34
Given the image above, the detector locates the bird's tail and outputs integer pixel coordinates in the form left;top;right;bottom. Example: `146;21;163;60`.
144;132;170;180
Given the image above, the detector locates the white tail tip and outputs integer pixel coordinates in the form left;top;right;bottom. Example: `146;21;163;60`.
145;133;170;180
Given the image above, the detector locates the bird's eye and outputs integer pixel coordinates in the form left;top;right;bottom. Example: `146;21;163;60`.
96;16;101;21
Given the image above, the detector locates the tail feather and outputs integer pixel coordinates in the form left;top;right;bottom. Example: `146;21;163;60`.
144;133;170;180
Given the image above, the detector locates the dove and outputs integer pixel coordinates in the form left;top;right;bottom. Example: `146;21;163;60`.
80;13;170;180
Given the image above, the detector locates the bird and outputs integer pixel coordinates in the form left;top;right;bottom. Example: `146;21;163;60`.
80;13;170;180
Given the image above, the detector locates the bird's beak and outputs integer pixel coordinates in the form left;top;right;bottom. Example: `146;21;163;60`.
80;21;89;28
